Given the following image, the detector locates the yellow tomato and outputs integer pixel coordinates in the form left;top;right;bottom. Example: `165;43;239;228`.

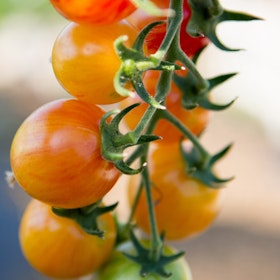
19;199;116;279
52;21;137;105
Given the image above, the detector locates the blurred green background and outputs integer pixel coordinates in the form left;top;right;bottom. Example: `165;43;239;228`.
1;0;280;280
0;0;51;17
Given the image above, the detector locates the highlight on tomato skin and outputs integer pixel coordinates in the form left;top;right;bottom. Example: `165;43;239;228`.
19;199;117;279
127;142;223;240
52;20;137;105
49;0;137;25
119;70;210;143
10;98;120;209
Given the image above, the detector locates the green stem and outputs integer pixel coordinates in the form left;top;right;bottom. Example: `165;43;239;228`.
126;180;144;226
161;109;209;159
115;0;184;145
130;69;173;143
174;49;209;92
138;0;185;264
152;0;183;60
141;159;162;261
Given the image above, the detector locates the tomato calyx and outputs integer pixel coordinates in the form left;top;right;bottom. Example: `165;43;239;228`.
101;105;161;175
113;29;181;109
172;47;236;110
52;200;118;238
187;0;261;51
122;230;184;278
180;141;234;188
174;70;238;110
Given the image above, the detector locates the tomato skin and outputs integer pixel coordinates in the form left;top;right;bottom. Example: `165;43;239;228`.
119;70;210;143
152;0;170;8
10;99;120;209
50;0;136;25
19;199;116;279
52;21;137;105
97;241;192;280
127;143;222;240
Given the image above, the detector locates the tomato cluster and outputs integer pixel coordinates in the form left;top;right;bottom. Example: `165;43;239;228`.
8;0;257;279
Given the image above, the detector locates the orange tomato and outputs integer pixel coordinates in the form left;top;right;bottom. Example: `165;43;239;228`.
52;21;137;105
49;0;136;25
119;70;210;143
127;143;222;240
19;199;116;279
10;99;120;209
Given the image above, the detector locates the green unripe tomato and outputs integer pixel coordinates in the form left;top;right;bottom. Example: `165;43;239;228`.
97;241;192;280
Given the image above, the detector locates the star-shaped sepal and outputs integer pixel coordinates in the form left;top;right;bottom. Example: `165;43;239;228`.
181;141;234;188
101;104;161;175
174;48;238;110
52;200;118;238
187;0;262;51
122;231;185;278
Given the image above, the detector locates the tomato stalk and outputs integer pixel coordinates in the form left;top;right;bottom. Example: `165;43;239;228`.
112;0;186;268
160;109;233;188
170;46;209;97
127;0;185;139
151;0;183;61
161;109;208;158
140;161;162;262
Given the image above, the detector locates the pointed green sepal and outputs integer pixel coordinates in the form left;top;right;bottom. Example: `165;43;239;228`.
221;10;263;22
52;201;118;238
101;106;160;175
113;35;180;104
115;160;147;175
199;97;236;111
192;44;208;64
208;73;238;89
122;230;185;278
132;75;166;109
174;71;237;111
187;0;261;51
137;134;162;144
180;142;234;188
133;21;165;52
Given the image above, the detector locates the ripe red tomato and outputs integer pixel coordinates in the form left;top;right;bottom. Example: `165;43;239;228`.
19;199;116;279
49;0;136;25
97;240;192;279
127;143;223;240
10;99;120;209
52;21;137;105
127;2;209;56
119;70;210;143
